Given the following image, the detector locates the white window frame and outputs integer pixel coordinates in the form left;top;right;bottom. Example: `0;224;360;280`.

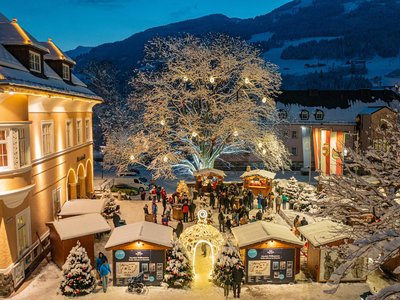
76;119;82;144
16;207;31;257
66;119;73;148
41;120;54;156
17;128;29;167
300;110;309;120
62;63;70;81
315;110;324;121
0;128;11;170
85;118;91;142
29;50;41;73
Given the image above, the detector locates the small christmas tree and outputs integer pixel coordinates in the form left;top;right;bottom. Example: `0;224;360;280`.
59;241;96;297
285;177;300;209
176;180;189;197
164;240;192;288
294;184;317;212
213;240;244;287
101;190;118;218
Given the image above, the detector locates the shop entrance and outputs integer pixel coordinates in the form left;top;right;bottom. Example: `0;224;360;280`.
192;240;214;288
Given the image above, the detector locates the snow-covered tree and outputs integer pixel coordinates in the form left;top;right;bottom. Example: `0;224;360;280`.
176;180;189;197
316;120;400;297
284;176;300;208
164;240;193;289
213;240;244;287
101;190;118;218
103;34;290;178
59;241;96;297
294;184;317;212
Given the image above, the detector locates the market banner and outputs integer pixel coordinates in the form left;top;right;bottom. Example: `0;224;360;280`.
320;129;331;176
314;129;345;176
329;131;345;176
301;126;312;169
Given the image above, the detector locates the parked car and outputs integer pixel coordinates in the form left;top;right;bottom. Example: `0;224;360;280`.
113;176;149;192
117;171;140;177
111;184;139;196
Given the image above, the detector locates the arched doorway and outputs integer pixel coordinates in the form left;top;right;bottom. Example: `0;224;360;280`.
85;159;93;196
193;240;214;288
76;163;85;198
66;169;77;200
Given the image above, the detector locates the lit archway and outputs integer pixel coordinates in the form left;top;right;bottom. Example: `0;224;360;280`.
76;163;86;198
193;239;215;275
66;168;77;201
85;159;94;196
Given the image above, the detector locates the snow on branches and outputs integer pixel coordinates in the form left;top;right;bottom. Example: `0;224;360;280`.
103;34;290;178
315;120;400;296
164;240;193;289
213;240;244;287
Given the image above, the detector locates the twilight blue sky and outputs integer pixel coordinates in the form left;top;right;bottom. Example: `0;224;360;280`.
2;0;288;51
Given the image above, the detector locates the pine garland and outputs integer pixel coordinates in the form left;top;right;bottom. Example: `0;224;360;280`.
59;241;96;297
163;240;193;288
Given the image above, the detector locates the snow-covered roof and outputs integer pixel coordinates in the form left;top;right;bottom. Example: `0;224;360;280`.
193;168;226;178
240;169;276;179
41;39;75;65
297;220;349;246
48;213;111;240
105;221;173;249
232;221;304;247
58;199;106;217
358;106;390;115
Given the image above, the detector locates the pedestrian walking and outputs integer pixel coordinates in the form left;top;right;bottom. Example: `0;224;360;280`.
225;216;232;232
275;193;283;214
182;201;189;223
99;258;111;293
218;210;225;232
223;273;232;298
256;210;263;220
210;191;216;209
232;263;244;298
282;193;288;210
189;200;196;222
257;193;263;209
175;220;183;238
300;216;308;241
95;252;107;280
261;196;267;214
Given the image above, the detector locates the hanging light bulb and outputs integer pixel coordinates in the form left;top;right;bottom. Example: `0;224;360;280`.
262;149;266;155
129;155;135;161
163;156;169;162
209;76;215;84
262;97;267;103
258;142;263;148
244;77;250;84
192;131;198;138
183;75;188;82
233;130;238;137
160;119;165;126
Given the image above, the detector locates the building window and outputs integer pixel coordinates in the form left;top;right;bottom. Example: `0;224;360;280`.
300;110;309;120
66;120;73;148
18;128;28;167
16;208;31;256
291;130;297;139
29;51;41;73
291;147;297;156
0;129;9;168
315;109;324;120
85;119;91;141
278;109;288;120
41;121;54;156
76;119;82;144
52;188;62;220
62;63;70;81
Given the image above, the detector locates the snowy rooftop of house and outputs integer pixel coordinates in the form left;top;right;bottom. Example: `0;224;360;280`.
193;168;226;178
240;169;276;179
40;39;75;65
105;221;173;249
48;213;111;240
232;221;304;247
358;106;390;115
58;199;106;217
297;220;349;247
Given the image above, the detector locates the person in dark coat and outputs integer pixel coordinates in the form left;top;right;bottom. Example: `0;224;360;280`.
156;185;162;202
261;196;267;214
162;195;167;215
225;216;232;232
223;273;232;298
175;220;183;238
210;192;216;209
95;252;107;280
248;190;254;210
256;210;263;220
189;201;196;222
232;263;244;298
218;210;225;232
207;182;212;193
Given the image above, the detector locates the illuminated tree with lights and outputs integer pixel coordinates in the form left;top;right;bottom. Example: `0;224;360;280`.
104;34;290;178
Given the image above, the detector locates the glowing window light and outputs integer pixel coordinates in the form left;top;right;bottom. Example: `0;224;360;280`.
209;76;215;84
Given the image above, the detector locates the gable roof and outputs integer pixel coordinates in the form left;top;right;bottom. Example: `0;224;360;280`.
40;38;75;65
193;168;226;178
48;213;111;240
105;221;173;249
232;221;304;247
58;199;106;217
240;169;276;179
297;220;349;246
358;106;394;115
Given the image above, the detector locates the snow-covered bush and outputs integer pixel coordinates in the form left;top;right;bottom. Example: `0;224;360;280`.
284;176;300;208
163;240;192;289
294;184;317;212
101;190;118;218
213;240;244;287
59;241;96;297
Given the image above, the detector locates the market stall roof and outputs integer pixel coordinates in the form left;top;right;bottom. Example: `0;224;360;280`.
58;199;106;217
47;213;111;240
240;169;276;179
297;220;350;247
105;221;173;249
232;221;303;247
193;168;226;178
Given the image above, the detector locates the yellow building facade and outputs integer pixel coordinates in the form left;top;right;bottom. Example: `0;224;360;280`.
0;13;101;295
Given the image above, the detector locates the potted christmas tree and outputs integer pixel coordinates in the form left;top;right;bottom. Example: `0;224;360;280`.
59;241;96;297
213;240;244;287
163;240;192;288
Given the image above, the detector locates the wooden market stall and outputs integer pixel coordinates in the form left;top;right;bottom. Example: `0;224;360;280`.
298;220;367;282
46;213;111;268
240;169;276;197
58;199;106;218
232;221;303;284
193;168;226;192
105;221;173;286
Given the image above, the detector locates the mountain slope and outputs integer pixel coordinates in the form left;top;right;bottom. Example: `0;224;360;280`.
67;0;400;89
